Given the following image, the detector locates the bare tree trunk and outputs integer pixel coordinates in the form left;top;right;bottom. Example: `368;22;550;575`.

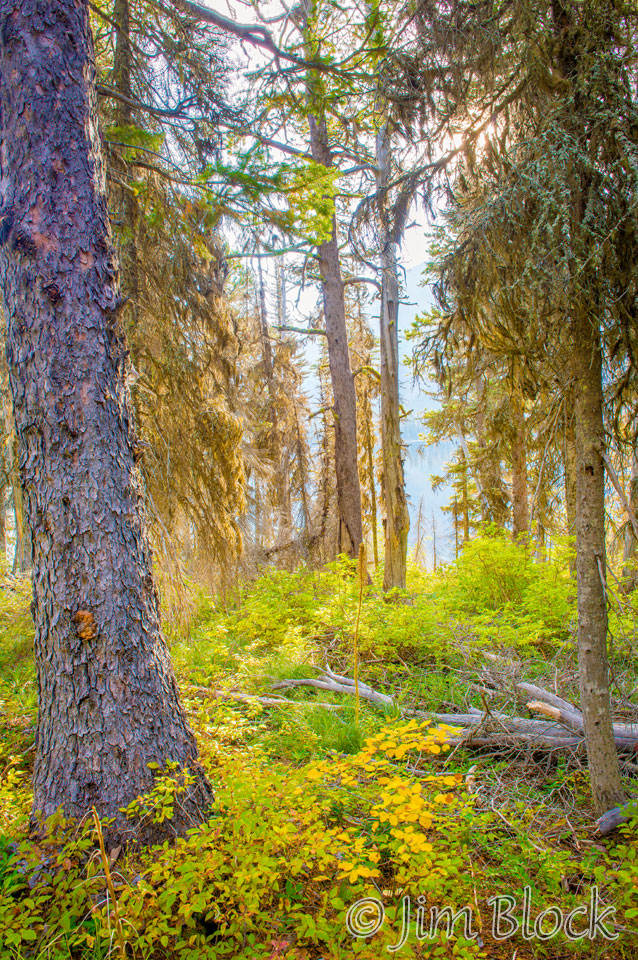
254;477;262;550
0;482;5;566
363;394;379;568
295;412;312;544
431;510;437;571
376;125;409;590
459;448;470;542
474;376;507;526
0;0;211;841
564;404;578;538
112;0;140;329
510;374;529;539
308;115;363;558
10;458;29;574
571;313;625;815
1;375;30;574
621;452;638;593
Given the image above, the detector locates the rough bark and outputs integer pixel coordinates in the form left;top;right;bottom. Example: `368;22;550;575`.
475;377;508;526
564;404;578;540
1;373;30;573
111;0;140;330
376;124;409;591
459;447;470;543
363;392;379;568
308;116;363;558
571;312;625;815
0;481;5;564
510;375;529;539
621;453;638;592
0;0;211;842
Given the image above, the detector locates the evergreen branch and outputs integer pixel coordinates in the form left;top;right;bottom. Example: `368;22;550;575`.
225;244;310;259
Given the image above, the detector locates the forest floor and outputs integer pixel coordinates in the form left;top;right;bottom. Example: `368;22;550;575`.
1;531;638;958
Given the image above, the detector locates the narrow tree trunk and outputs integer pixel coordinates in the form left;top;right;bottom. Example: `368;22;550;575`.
363;392;379;568
0;0;210;841
510;376;529;539
0;482;5;566
431;510;437;572
308;116;363;558
571;313;625;815
564;404;578;538
11;463;30;575
459;449;470;542
295;412;312;542
111;0;140;329
1;378;30;574
379;245;409;589
621;453;638;593
376;125;409;591
254;477;262;550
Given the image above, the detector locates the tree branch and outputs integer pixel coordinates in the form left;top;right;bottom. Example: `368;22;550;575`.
276;325;327;336
169;0;311;68
603;451;638;541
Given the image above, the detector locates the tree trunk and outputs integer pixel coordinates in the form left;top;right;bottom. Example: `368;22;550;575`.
298;0;363;561
571;313;625;815
564;404;578;537
308;116;363;558
0;0;211;841
474;377;507;526
459;448;470;542
621;452;638;593
431;510;437;571
363;390;379;568
376;124;409;591
0;482;5;566
111;0;140;330
1;374;30;574
510;375;529;539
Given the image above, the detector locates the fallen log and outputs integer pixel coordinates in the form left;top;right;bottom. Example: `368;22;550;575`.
190;686;345;711
270;670;638;754
517;682;638;745
596;800;638;837
272;666;394;706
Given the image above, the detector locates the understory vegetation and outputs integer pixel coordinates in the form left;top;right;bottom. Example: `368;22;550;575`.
1;532;637;959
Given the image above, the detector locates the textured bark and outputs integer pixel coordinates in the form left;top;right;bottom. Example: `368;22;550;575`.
378;244;409;589
564;403;578;538
0;482;5;563
363;395;379;568
510;378;529;539
459;448;470;542
376;124;409;591
308;116;363;558
1;375;30;573
621;453;638;593
475;377;508;526
431;510;437;571
0;0;211;841
111;0;140;328
571;312;625;815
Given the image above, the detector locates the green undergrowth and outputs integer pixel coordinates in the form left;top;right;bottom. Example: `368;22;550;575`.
0;532;637;958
